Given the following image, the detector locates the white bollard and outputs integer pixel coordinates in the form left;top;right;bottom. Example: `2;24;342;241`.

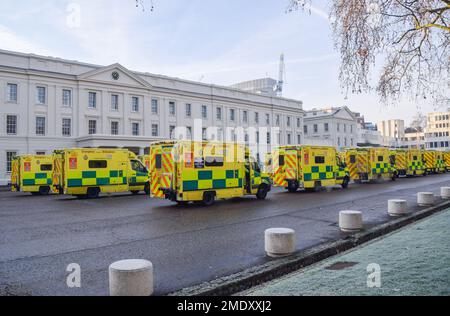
388;199;408;217
264;228;295;258
339;210;363;232
417;192;435;206
441;187;450;200
109;259;154;296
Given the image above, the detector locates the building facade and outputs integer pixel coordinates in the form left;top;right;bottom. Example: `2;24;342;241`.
377;119;405;147
303;106;358;150
401;131;425;149
424;110;450;151
0;49;304;185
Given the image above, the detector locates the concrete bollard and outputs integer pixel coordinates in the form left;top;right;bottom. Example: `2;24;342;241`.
339;210;363;232
264;228;295;258
441;187;450;200
417;192;435;206
109;259;154;296
388;199;408;217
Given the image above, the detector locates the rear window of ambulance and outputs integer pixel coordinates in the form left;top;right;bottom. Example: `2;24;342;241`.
349;155;356;164
40;164;52;171
315;156;325;164
89;160;107;168
279;155;285;166
155;154;162;169
205;156;224;167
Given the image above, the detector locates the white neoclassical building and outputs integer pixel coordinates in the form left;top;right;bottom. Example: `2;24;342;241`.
303;106;358;150
0;49;304;185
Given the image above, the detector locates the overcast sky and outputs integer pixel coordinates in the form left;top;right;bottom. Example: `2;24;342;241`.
0;0;443;125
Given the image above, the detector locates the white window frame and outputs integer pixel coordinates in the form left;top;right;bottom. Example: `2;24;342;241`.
151;98;158;114
110;121;119;135
62;89;72;107
6;115;17;135
62;118;72;137
6;151;17;173
132;122;140;136
6;83;18;103
229;108;235;122
36;86;46;105
88;92;97;108
185;103;192;117
131;96;140;112
35;116;46;136
111;94;119;111
151;123;159;137
169;101;176;116
242;110;248;123
88;119;97;135
216;107;222;121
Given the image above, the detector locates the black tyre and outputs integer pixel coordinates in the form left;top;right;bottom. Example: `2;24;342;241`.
256;185;269;200
39;186;50;195
131;190;140;195
341;176;350;189
176;201;189;206
202;192;215;206
86;187;100;199
287;182;299;193
144;182;150;195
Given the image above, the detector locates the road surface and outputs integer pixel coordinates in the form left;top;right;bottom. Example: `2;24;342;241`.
0;174;449;295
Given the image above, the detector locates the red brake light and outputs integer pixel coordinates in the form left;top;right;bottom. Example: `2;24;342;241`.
24;162;31;172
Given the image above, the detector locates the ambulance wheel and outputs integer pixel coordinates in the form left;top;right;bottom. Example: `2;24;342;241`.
131;190;140;195
202;192;215;206
287;182;299;193
144;183;150;195
176;201;189;206
256;185;269;200
341;177;350;189
87;187;100;199
31;192;40;196
39;186;50;195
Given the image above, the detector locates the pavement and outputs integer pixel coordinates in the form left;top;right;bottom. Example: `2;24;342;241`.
0;173;449;295
241;207;450;296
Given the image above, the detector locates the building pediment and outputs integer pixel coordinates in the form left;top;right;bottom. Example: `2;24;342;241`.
77;63;152;89
334;107;355;121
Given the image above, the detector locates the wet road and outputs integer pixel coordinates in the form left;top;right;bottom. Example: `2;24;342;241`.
0;173;449;295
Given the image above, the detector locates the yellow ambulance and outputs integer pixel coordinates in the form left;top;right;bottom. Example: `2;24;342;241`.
345;147;396;182
270;145;350;192
138;154;151;170
148;141;272;205
423;150;446;174
445;151;450;172
10;155;54;195
52;148;150;198
389;149;424;177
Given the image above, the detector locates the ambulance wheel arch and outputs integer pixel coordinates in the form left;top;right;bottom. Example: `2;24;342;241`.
341;176;350;189
86;187;100;199
256;183;270;200
202;191;216;206
287;180;299;193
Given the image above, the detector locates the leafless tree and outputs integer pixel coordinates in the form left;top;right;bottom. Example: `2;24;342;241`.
288;0;450;106
409;112;428;131
135;0;154;12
